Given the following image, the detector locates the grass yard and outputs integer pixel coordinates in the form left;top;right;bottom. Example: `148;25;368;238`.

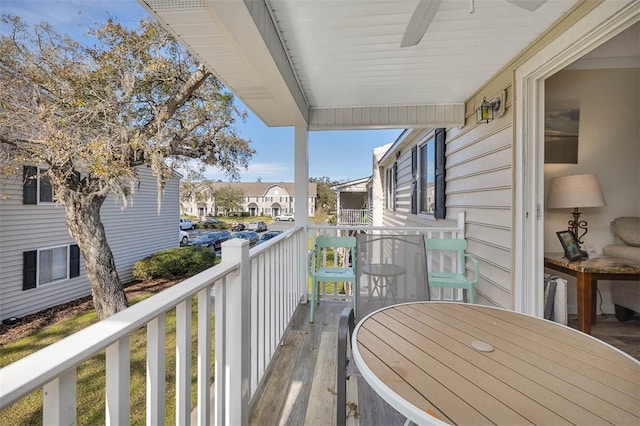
0;279;215;425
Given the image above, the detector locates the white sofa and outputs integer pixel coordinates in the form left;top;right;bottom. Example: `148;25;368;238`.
602;217;640;321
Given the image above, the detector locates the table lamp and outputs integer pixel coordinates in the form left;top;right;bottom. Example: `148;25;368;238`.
547;174;606;244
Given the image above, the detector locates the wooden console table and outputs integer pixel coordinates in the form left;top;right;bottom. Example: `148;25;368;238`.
544;253;640;334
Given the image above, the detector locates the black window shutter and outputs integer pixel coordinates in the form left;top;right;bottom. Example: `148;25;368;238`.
23;250;37;290
23;166;37;205
434;128;447;219
393;161;398;211
411;147;418;214
69;244;80;278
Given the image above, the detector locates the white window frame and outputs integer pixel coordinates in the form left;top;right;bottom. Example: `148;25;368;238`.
385;165;396;210
418;136;436;216
38;245;69;286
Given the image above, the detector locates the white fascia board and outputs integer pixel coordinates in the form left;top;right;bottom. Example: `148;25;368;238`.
309;104;464;131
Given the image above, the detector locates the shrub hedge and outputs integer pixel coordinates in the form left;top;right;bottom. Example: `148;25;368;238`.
132;246;217;281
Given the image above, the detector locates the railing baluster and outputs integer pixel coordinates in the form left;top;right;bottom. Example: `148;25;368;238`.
251;254;259;392
106;337;130;426
147;314;166;426
43;367;76;425
175;300;191;426
199;285;212;426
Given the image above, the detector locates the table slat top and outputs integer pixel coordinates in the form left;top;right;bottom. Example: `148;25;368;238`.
354;302;640;425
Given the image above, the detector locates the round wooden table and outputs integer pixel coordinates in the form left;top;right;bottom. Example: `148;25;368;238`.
352;302;640;425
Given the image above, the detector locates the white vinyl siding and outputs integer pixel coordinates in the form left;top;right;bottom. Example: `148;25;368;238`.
0;166;179;320
381;119;513;309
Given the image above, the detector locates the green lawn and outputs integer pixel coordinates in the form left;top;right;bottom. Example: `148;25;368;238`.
0;286;215;425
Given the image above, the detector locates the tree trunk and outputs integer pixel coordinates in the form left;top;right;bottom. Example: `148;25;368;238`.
59;191;128;320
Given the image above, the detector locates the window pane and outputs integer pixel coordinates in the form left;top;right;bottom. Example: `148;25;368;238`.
39;173;53;202
38;247;68;285
39;249;52;284
420;141;435;214
52;247;68;281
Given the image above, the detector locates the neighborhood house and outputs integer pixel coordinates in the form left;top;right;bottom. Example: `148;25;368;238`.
180;181;317;218
0;166;179;321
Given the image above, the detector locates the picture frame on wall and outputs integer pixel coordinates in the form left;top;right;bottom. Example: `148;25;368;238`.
544;102;580;164
556;230;586;261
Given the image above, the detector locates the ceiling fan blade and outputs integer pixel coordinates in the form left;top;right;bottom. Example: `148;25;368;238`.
506;0;547;12
400;0;441;48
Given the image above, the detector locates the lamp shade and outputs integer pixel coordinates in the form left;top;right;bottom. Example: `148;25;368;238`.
547;174;606;209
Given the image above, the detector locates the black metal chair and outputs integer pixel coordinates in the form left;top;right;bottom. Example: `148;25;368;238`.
356;233;430;318
336;306;355;426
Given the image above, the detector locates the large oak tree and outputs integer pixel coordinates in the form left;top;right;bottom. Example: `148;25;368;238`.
0;15;254;319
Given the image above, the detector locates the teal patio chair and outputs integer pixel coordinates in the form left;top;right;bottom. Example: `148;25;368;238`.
308;236;357;323
425;238;479;303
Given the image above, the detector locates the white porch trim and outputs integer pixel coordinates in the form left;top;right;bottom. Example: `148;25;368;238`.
309;104;465;130
514;0;640;315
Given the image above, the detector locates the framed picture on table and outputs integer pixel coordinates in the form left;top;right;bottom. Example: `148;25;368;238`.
556;230;586;261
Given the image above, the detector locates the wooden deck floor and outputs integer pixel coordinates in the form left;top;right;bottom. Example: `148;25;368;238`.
249;301;640;426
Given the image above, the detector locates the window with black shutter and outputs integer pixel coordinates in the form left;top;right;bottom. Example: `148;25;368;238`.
418;128;446;218
22;166;55;204
23;244;80;290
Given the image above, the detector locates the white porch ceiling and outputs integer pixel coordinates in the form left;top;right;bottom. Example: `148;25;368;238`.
139;0;579;129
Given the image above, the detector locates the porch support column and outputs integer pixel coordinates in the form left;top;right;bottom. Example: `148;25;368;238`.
371;145;387;226
294;124;309;302
294;125;309;226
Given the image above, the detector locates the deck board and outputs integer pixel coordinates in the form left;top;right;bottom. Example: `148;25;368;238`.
249;301;639;426
249;299;308;425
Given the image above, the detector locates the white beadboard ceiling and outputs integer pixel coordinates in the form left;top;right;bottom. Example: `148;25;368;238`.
139;0;580;128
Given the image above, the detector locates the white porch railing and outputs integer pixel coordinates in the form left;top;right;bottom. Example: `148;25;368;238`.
0;226;307;426
337;209;369;225
308;212;467;302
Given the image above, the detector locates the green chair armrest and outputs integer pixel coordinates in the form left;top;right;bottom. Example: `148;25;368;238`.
465;252;480;284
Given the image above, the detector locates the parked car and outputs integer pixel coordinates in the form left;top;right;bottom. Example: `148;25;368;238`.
189;231;231;250
179;230;189;245
230;230;259;247
274;213;294;221
231;222;246;231
248;221;268;232
201;217;227;229
255;230;283;245
179;218;195;230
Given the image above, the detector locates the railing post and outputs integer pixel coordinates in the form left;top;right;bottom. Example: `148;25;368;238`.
216;238;251;426
457;211;466;238
43;368;76;425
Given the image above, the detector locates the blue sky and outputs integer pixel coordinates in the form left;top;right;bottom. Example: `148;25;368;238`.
2;0;403;183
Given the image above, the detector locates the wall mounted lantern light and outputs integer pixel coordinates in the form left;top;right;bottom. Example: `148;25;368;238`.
475;90;506;124
547;174;606;244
